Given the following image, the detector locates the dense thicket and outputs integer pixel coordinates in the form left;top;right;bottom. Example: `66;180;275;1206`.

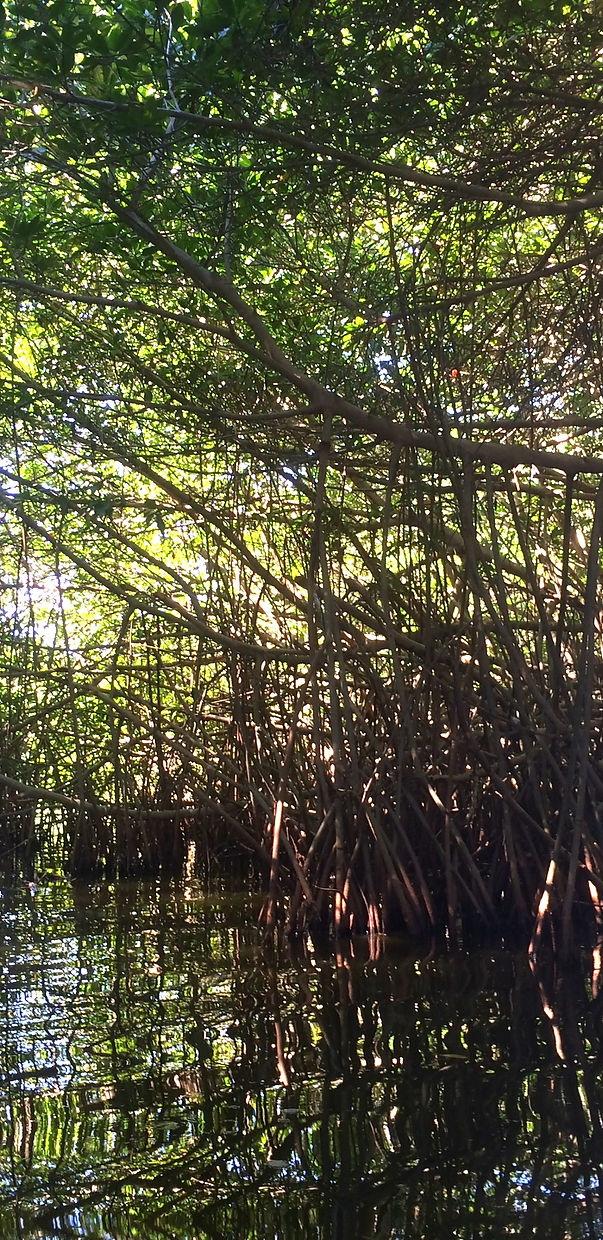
2;0;603;950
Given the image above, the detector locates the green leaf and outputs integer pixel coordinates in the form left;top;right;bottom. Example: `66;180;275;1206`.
106;23;132;53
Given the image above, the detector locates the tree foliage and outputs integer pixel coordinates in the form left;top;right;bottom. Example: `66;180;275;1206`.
1;0;603;947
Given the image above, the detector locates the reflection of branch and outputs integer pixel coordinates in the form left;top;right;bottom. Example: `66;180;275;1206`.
267;963;290;1087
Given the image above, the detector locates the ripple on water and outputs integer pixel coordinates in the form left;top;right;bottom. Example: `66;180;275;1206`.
0;878;602;1240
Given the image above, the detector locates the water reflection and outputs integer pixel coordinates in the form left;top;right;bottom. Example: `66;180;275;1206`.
0;879;602;1238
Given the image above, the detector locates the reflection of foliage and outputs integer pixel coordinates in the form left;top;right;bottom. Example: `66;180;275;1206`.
2;2;603;941
0;882;602;1238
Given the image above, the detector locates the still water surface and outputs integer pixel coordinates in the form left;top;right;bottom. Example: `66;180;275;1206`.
0;878;602;1239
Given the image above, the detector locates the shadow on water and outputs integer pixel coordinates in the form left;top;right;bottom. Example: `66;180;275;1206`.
0;878;602;1239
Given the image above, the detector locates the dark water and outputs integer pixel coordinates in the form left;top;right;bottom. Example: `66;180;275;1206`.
0;879;602;1239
